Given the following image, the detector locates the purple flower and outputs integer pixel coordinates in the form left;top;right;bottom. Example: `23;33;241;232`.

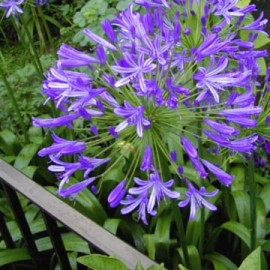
108;180;126;208
114;101;151;138
195;34;230;61
182;136;198;159
211;0;244;24
178;182;218;219
190;157;208;179
204;119;239;136
36;0;48;6
57;44;100;68
194;56;250;103
101;19;117;43
241;12;268;36
201;159;233;186
121;171;179;224
38;133;86;158
218;106;262;117
83;28;117;51
0;0;24;18
42;67;92;109
58;177;96;198
140;145;154;171
112;53;156;92
34;0;267;223
135;0;170;8
204;130;258;153
170;151;177;162
121;192;150;225
33;113;79;128
48;155;110;191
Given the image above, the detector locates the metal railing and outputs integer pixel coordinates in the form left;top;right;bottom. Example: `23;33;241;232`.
0;159;157;270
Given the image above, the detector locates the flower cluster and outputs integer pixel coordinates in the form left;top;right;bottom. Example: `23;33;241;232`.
34;0;268;224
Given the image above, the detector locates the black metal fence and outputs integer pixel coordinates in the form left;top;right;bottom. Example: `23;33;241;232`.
0;159;157;270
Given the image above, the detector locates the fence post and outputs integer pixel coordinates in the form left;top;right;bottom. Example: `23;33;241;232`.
42;211;72;270
2;183;47;270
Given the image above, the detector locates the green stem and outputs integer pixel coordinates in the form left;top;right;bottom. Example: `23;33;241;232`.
174;203;190;269
197;116;205;257
0;66;29;143
19;15;44;75
248;155;256;250
37;6;56;55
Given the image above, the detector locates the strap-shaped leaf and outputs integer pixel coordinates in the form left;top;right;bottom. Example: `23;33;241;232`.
0;248;30;266
204;252;237;270
221;221;250;248
77;254;129;270
238;247;261;270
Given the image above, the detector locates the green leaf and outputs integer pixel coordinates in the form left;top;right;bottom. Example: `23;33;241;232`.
0;248;31;266
231;166;246;191
257;57;267;76
103;218;121;235
178;245;201;270
259;183;270;212
221;221;250;248
204;252;237;270
135;261;145;270
144;234;156;260
262;240;270;252
238;247;261;270
154;209;176;264
14;143;39;170
147;263;166;270
0;129;20;155
116;0;133;11
232;190;250;226
77;254;129;270
102;167;125;182
28;127;43;144
20;165;38;178
236;0;251;8
256;198;266;243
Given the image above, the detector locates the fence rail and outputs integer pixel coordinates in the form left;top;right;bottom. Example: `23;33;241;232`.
0;159;157;269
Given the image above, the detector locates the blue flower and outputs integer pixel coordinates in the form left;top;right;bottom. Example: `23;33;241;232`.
38;133;86;158
108;180;126;208
114;101;151;138
34;0;267;222
0;0;24;18
121;170;179;224
178;182;218;220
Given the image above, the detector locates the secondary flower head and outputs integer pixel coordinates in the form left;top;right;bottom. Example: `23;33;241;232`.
0;0;24;18
34;0;268;222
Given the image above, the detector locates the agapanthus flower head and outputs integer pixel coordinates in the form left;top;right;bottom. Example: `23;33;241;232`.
0;0;24;18
34;0;267;223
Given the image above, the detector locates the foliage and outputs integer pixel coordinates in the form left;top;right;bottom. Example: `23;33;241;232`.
60;0;134;46
0;0;270;269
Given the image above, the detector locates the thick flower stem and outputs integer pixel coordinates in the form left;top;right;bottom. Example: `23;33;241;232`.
0;66;29;143
248;155;256;250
